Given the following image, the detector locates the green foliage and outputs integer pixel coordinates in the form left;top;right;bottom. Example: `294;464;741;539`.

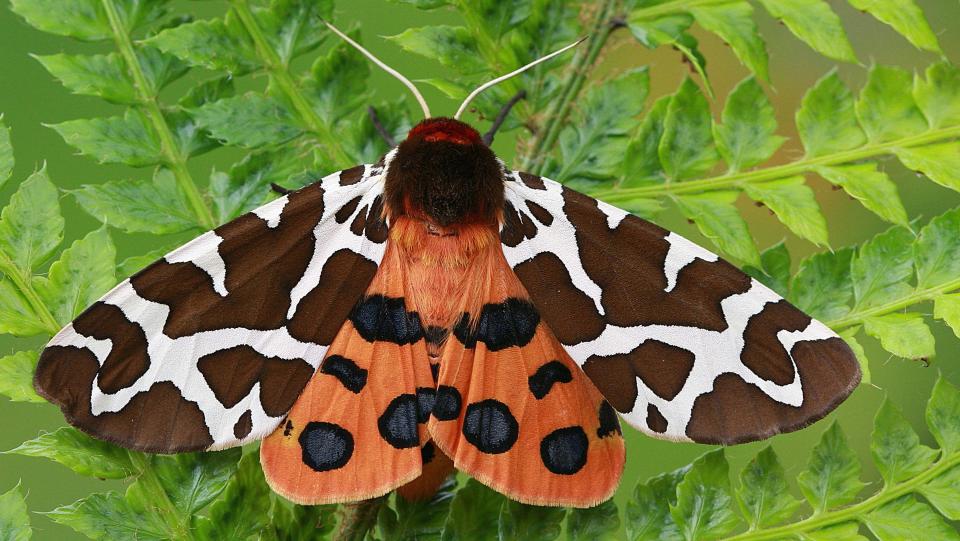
3;1;960;540
626;377;960;540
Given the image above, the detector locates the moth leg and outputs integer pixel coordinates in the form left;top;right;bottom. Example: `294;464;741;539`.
481;89;527;146
368;106;397;148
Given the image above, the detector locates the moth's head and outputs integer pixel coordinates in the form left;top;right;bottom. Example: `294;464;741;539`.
385;117;504;228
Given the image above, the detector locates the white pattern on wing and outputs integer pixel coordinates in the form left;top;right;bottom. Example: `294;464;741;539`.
503;172;845;442
44;160;391;450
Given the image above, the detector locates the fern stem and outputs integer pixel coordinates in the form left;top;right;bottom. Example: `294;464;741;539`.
518;0;622;173
127;452;197;541
628;0;733;20
828;277;960;330
589;125;960;202
723;451;960;540
229;0;354;169
334;497;385;541
0;253;60;334
99;0;215;230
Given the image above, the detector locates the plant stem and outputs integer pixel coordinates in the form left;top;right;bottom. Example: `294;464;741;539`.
128;452;197;541
589;125;960;202
828;277;960;329
0;253;60;334
229;0;354;168
519;0;622;172
100;0;215;230
629;0;731;20
724;451;960;540
333;497;386;541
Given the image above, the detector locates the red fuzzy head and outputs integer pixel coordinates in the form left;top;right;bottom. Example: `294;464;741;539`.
385;118;503;227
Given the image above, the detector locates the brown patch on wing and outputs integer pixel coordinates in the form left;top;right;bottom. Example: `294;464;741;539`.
35;347;214;453
513;253;605;345
287;249;379;345
350;205;368;236
335;196;362;223
561;188;751;331
582;341;695;412
131;185;324;338
518;172;545;190
742;301;812;385
365;195;389;243
340;165;365;185
234;410;253;439
70;303;150;394
646;404;668;433
525;200;553;226
686;337;860;444
197;345;313;416
500;201;527;248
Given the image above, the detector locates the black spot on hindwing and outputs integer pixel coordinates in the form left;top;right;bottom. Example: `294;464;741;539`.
299;422;354;472
528;361;573;399
597;402;622;438
421;441;436;465
540;426;588;475
432;386;462;421
462;400;519;454
350;295;424;345
416;387;436;423
378;394;420;449
453;298;539;351
320;355;367;394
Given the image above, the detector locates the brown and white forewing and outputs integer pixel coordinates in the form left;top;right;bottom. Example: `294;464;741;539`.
34;156;395;453
500;171;860;445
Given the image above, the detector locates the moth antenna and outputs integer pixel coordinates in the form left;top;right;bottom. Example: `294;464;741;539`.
454;36;587;120
323;19;432;119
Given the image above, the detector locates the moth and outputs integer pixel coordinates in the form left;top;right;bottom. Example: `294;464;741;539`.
33;23;860;508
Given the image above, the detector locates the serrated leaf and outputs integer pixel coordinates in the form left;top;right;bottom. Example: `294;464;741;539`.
736;446;801;529
745;241;791;295
73;171;198;235
0;167;64;272
179;77;235;110
919;464;960;521
848;0;941;53
914;207;960;289
306;35;370;126
212;150;303;223
670;449;738;540
872;399;938;484
935;294;960;340
389;0;450;8
0;350;42;403
257;0;333;64
10;0;110;41
815;163;908;226
839;326;871;384
0;118;11;189
618;198;665;220
856;65;928;143
689;2;768;81
797;71;867;157
714;77;784;172
118;247;170;280
7;427;133;479
192;93;301;149
676;191;761;267
800;522;868;541
441;479;506;541
262;502;336;541
46;489;168;540
626;468;685;541
0;280;48;337
50;111;163;166
893;143;960;192
146;18;256;74
914;62;960;129
566;499;619;541
744;176;828;246
757;0;857;62
627;14;709;89
621;95;670;187
659;78;719;180
34;53;136;104
498;500;564;541
797;422;865;512
195;452;271;541
864;496;960;541
864;313;936;359
926;376;960;455
553;68;649;183
342;98;412;164
0;483;31;541
388;26;486;75
851;225;914;309
148;449;240;514
34;228;116;326
135;46;188;96
380;478;455;541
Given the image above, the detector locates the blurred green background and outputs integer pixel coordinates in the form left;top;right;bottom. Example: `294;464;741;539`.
1;1;958;539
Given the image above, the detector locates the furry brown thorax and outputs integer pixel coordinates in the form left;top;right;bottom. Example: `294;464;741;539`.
385;117;504;228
